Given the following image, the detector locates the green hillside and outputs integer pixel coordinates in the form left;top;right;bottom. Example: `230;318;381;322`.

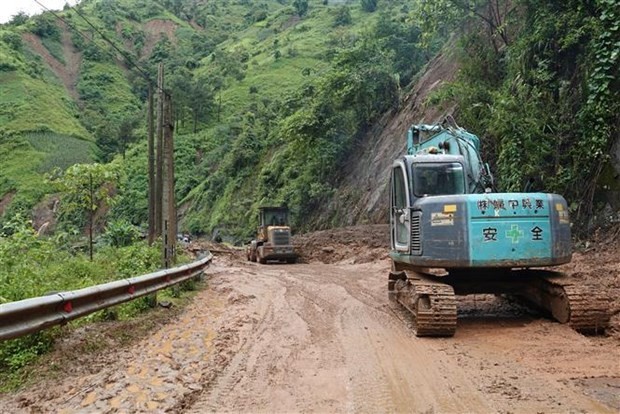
0;0;617;240
0;0;427;239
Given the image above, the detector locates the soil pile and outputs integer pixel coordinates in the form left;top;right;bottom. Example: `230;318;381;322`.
293;224;390;264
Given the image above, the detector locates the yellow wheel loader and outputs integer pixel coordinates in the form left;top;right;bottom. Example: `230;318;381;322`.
247;206;297;264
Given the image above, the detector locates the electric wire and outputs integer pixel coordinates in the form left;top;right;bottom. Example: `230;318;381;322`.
31;0;165;94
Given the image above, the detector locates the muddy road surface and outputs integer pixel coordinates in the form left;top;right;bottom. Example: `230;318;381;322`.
1;225;618;413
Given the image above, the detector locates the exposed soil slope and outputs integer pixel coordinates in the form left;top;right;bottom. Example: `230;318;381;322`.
22;21;82;101
313;47;459;229
141;19;178;58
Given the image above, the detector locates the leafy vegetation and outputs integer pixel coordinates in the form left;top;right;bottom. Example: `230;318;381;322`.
165;1;428;240
23;132;94;172
425;0;619;229
3;0;615;237
48;162;121;259
0;214;195;388
1;0;616;243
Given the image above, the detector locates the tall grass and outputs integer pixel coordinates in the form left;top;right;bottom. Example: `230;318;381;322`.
0;71;89;138
40;37;65;64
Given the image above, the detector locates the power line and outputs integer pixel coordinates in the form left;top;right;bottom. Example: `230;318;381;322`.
67;2;158;88
31;0;165;94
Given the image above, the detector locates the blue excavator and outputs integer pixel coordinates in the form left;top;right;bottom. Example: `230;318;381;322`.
388;117;609;336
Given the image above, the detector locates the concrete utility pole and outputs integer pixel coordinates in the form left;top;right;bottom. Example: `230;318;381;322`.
155;65;164;239
88;172;94;261
149;63;176;267
159;63;176;268
147;85;155;245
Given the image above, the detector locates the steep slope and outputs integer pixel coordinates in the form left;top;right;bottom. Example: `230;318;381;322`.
4;0;613;240
21;21;83;101
157;1;423;239
313;47;459;228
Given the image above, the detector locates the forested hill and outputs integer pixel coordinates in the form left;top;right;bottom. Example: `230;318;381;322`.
0;0;618;242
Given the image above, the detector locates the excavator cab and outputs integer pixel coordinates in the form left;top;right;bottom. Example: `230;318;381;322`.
390;154;469;257
412;161;466;196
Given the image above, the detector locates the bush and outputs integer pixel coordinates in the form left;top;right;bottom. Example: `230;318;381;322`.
103;219;141;247
1;32;22;51
30;14;60;41
361;0;378;13
333;7;352;27
0;331;55;382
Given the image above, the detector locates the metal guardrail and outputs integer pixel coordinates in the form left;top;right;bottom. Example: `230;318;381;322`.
0;252;213;341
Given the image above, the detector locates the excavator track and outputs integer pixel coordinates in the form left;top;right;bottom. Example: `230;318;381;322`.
389;268;610;336
524;272;610;334
389;271;457;337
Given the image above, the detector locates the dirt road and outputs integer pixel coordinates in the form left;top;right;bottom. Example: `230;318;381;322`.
1;226;618;413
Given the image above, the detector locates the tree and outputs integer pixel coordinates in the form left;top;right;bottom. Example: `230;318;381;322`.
293;0;309;17
50;163;120;260
372;12;424;85
417;0;515;53
325;40;399;125
94;113;140;162
31;14;61;40
149;37;172;64
333;7;352;27
188;76;214;133
361;0;378;13
209;49;246;82
8;12;28;26
169;67;192;131
117;116;140;157
1;32;23;51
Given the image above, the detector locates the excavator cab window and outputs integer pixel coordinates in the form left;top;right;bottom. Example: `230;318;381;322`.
413;163;465;197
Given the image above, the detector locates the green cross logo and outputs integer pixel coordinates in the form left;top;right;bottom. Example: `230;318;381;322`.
506;225;524;243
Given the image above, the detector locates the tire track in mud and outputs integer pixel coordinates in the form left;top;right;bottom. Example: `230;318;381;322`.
443;320;619;413
301;263;493;413
275;273;350;413
189;266;352;413
185;259;618;414
281;263;401;413
183;269;285;413
196;309;272;412
195;260;618;414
